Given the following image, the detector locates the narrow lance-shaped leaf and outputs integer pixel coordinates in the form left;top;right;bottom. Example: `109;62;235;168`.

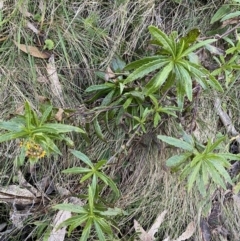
0;131;28;143
53;203;87;214
96;172;120;197
188;162;202;192
158;135;193;151
71;150;93;167
93;118;107;142
62;167;91;174
24;101;32;129
205;161;226;189
148;26;175;56
40;105;52;126
124;56;163;71
85;84;114;93
166;153;192;167
204;136;225;153
208;159;233;185
181;39;216;57
124;59;169;84
94;220;107;241
145;61;174;95
175;64;192;101
80;218;93;241
68;215;89;236
0;121;24;131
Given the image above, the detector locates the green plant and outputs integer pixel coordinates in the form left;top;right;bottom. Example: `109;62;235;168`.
53;150;122;241
123;26;223;108
210;0;240;25
62;150;119;197
158;134;240;196
44;39;54;50
211;39;240;87
0;101;85;163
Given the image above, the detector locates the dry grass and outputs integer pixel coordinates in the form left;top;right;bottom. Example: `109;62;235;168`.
0;0;239;240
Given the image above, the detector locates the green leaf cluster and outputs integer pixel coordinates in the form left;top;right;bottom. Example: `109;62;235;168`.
54;150;122;241
158;134;240;196
0;101;85;162
124;26;223;108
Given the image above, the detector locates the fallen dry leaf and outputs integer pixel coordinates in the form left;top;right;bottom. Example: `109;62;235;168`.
17;170;41;197
134;210;167;241
13;41;50;59
0;185;40;205
134;220;152;241
15;104;24;115
105;66;115;81
38;95;49;103
55;108;64;122
48;209;71;241
26;21;40;34
148;210;167;238
173;221;195;241
46;55;65;105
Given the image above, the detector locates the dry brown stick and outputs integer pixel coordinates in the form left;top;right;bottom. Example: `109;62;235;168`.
214;97;240;145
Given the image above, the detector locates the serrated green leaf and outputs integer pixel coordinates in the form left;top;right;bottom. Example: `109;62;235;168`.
161;71;176;92
88;185;94;213
218;152;240;161
182;39;216;57
145;61;174;95
124;59;169;84
190;154;204;167
94;160;107;169
96;172;120;197
101;90;115;106
80;218;92;241
202;162;209;186
205;136;225;153
208;159;233;185
206;162;226;189
42;137;62;155
0;121;24;132
210;5;231;24
53;203;87;214
95;218;113;235
196;173;206;197
175;64;192;101
188;162;201;192
166;153;192;167
24;101;32;129
94;220;106;241
71;150;93;167
157;135;193;151
93;118;107;142
40;105;52;126
0;131;28;143
148;26;175;56
68;215;89;236
43;123;85;134
176;79;185;109
124;56;162;71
